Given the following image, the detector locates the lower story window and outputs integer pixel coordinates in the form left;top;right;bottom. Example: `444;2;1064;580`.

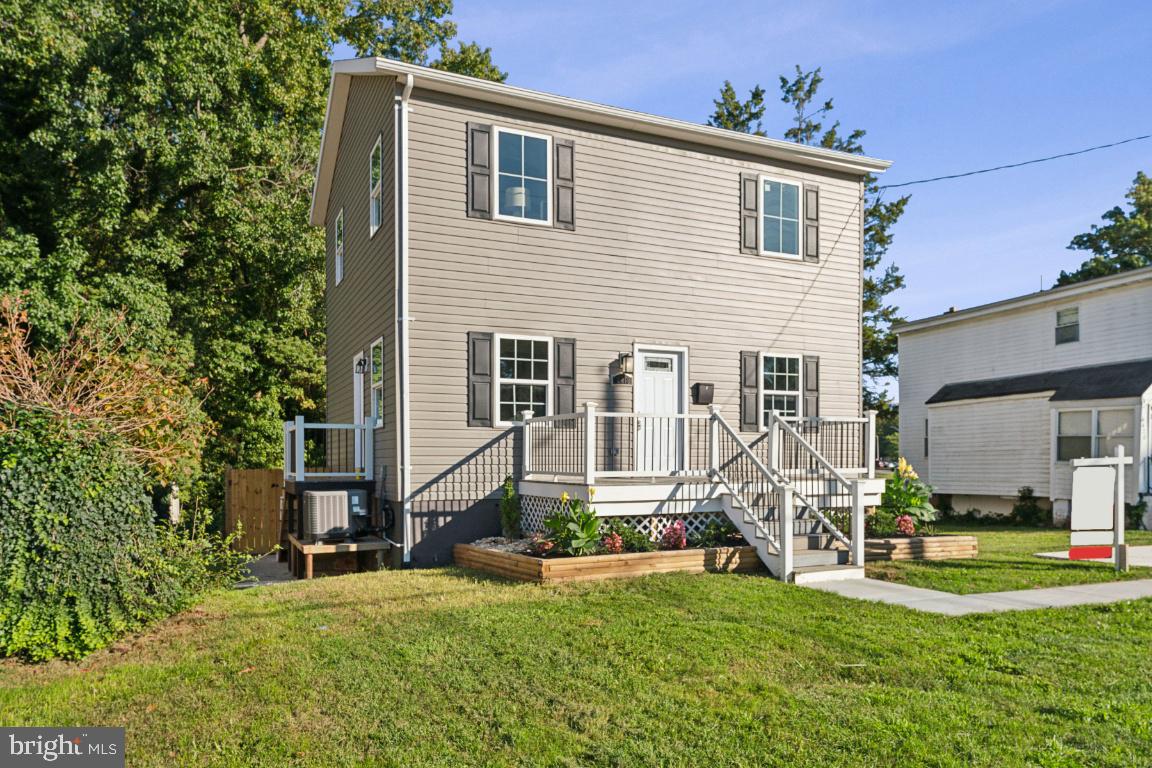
1057;408;1133;461
762;354;800;423
496;335;551;423
370;338;384;428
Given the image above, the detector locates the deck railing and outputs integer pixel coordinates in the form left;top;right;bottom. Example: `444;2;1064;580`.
282;416;373;482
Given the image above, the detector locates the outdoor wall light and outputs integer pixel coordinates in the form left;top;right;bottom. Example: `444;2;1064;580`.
354;358;369;375
609;352;633;385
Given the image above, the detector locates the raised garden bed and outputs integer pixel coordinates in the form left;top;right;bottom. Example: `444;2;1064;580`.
453;543;765;583
864;534;979;562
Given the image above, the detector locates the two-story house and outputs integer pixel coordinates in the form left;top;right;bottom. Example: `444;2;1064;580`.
290;57;890;580
897;266;1152;524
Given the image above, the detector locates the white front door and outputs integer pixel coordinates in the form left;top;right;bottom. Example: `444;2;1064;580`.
634;348;685;473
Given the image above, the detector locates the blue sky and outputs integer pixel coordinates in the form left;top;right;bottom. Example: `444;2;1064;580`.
435;0;1151;321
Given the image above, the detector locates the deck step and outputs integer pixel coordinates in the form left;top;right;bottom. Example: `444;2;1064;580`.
792;564;865;585
793;533;847;551
793;548;850;567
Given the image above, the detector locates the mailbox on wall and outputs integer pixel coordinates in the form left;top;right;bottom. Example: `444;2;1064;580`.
691;382;714;406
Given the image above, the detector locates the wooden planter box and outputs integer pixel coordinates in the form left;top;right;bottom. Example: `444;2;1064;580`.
453;543;765;584
864;534;979;562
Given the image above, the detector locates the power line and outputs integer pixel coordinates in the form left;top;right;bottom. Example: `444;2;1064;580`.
877;133;1151;190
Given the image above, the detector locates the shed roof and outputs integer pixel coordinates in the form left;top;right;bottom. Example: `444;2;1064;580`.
926;358;1152;404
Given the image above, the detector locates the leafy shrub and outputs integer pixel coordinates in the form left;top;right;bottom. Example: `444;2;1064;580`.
0;416;248;661
601;520;656;553
542;492;601;556
659;520;688;550
1011;486;1047;526
499;475;521;538
871;458;936;536
688;519;744;548
1127;501;1148;531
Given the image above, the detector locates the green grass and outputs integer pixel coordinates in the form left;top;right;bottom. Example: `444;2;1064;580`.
867;522;1152;594
3;568;1152;766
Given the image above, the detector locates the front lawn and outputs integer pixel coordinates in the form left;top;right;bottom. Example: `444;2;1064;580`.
868;522;1152;594
3;569;1152;766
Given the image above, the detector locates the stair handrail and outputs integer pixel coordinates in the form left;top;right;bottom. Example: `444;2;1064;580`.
713;413;787;493
711;467;781;553
767;412;858;558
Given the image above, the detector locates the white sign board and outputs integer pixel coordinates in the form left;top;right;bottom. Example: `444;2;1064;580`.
1071;466;1115;531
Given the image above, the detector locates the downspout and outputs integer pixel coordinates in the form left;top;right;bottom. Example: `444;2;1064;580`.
395;72;415;564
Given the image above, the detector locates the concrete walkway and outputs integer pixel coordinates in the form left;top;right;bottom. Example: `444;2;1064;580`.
806;576;1152;615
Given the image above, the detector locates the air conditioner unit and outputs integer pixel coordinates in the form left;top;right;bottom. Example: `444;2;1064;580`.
303;490;369;542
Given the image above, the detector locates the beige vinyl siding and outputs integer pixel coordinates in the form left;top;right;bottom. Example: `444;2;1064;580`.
404;87;865;548
325;75;399;501
927;396;1053;498
899;280;1152;496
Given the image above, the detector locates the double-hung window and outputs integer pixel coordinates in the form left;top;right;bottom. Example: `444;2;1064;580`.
761;177;801;258
334;208;345;284
369;137;382;236
1056;408;1133;461
1055;307;1079;344
495;335;551;423
370;337;384;428
495;128;550;223
761;353;801;424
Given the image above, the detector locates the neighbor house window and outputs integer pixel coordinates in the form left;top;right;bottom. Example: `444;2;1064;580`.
924;418;929;458
369;137;382;236
1055;307;1079;344
495;128;550;223
370;337;384;428
334;208;345;284
761;354;801;423
761;177;801;258
1057;408;1133;461
495;335;551;423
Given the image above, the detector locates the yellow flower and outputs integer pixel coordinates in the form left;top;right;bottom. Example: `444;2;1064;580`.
560;491;570;505
588;487;596;498
897;457;919;480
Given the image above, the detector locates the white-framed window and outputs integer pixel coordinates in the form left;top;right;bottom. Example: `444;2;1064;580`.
334;208;345;284
760;353;802;425
1056;407;1133;461
1055;307;1079;345
495;334;552;424
369;136;383;236
370;337;384;428
760;176;802;258
494;127;551;224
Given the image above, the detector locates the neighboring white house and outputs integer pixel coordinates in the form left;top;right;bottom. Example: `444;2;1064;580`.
896;266;1152;523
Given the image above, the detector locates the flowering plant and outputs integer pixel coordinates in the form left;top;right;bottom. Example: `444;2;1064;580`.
600;531;624;554
895;515;916;536
869;458;936;536
659;520;688;550
542;490;601;556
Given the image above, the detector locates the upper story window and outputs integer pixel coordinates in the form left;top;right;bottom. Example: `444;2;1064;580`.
334;208;345;285
496;335;551;423
761;353;801;422
370;337;384;428
495;128;551;224
1055;307;1079;344
761;177;801;258
1056;408;1133;461
369;137;383;236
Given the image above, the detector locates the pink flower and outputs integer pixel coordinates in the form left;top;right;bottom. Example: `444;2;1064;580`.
601;532;624;554
660;520;688;550
896;515;916;536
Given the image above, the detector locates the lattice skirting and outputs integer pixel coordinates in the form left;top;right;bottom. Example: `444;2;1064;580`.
520;494;725;541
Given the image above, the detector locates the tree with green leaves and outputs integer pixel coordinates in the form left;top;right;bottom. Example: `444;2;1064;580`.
1055;171;1152;286
0;0;504;517
707;66;909;414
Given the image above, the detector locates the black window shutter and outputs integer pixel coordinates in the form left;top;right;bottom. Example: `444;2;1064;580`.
554;338;576;415
468;332;493;426
466;123;492;219
740;173;759;255
554;139;575;230
740;350;759;431
804;184;820;263
803;355;820;418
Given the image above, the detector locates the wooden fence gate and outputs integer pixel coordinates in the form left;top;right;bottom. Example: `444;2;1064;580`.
224;468;284;553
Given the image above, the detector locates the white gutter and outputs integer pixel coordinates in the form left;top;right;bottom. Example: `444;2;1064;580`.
394;72;415;564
